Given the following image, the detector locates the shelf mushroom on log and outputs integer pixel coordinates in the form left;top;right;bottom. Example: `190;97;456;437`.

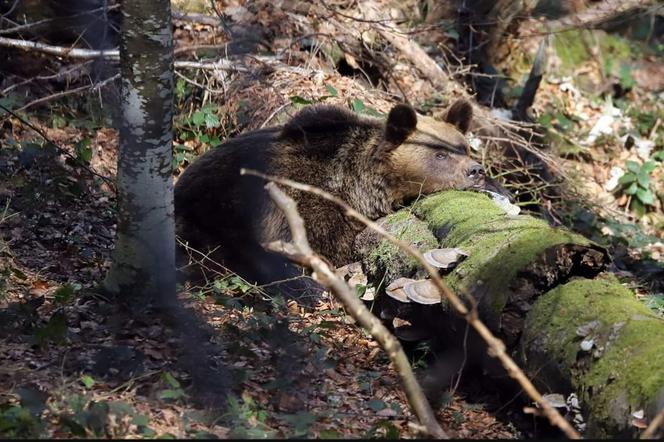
353;190;664;438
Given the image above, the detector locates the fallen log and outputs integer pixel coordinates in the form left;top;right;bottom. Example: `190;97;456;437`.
354;190;664;438
521;277;664;438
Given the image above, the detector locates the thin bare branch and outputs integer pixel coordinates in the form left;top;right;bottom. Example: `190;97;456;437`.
242;168;582;439
0;35;119;59
0;36;245;72
172;10;222;27
0;4;120;35
546;0;660;32
12;73;119;114
356;1;458;95
642;407;664;440
264;181;448;439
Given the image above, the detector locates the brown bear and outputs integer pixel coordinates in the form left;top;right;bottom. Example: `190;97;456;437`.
175;99;501;297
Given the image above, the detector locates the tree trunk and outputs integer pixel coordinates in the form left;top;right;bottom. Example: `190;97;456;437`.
355;190;664;438
104;0;175;306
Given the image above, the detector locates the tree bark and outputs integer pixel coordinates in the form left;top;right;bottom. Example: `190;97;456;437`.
104;0;175;306
356;190;664;437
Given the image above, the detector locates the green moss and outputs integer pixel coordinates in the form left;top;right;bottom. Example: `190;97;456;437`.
599;32;635;61
524;278;664;437
413;191;592;322
554;29;592;70
364;209;438;280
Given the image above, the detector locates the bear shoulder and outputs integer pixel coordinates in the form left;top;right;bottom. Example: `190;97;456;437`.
280;105;379;140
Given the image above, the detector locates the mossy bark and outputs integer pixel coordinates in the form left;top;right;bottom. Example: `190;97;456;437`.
356;190;664;437
358;191;607;343
522;276;664;438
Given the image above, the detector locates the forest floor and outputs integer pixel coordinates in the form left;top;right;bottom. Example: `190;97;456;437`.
1;0;662;439
0;138;518;438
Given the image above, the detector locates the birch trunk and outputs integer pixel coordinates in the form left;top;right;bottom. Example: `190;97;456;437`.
104;0;175;305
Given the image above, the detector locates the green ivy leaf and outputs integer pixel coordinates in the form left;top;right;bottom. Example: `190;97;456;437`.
290;96;314;106
618;173;636;185
132;414;150;427
636;188;655;205
625;160;641;173
209;136;222;147
81;375;95;389
162;372;181;389
351;99;365;113
325;84;338;97
75;138;92;164
204;112;220;128
637;169;650;188
625;182;638;195
642;160;657;173
192;111;205;126
159;389;184;400
556;113;573;132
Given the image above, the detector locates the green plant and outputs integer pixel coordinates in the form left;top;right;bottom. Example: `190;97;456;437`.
33;312;68;347
53;283;82;304
74;138;92;164
616;159;659;216
0;404;44;438
643;294;664;318
350;98;383;117
174;103;222;170
290;84;338;107
289;85;384;117
173;143;197;171
159;372;187;402
51;392;158;438
224;393;277;439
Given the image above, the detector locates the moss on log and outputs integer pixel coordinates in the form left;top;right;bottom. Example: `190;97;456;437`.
356;190;664;437
521;276;664;438
358;190;607;343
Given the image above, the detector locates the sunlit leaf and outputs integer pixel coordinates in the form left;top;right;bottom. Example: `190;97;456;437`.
636;188;654;205
625;160;641;173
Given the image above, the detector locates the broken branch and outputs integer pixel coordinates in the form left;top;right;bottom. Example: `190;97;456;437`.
242;168;581;439
264;181;449;439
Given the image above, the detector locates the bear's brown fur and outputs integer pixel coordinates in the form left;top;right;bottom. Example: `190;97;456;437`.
175;99;498;292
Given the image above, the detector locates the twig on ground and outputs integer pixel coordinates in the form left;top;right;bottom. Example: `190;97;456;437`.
174;70;226;95
12;73;119;114
242;168;582;440
264;181;449;439
1;60;93;95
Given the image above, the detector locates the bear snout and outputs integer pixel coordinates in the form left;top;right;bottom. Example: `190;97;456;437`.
465;164;485;179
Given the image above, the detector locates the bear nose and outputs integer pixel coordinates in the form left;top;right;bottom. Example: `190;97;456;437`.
466;164;485;178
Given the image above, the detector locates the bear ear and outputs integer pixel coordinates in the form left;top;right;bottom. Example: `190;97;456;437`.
385;103;418;145
444;99;473;134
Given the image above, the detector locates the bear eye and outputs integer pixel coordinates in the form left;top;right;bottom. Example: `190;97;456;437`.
435;152;449;160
